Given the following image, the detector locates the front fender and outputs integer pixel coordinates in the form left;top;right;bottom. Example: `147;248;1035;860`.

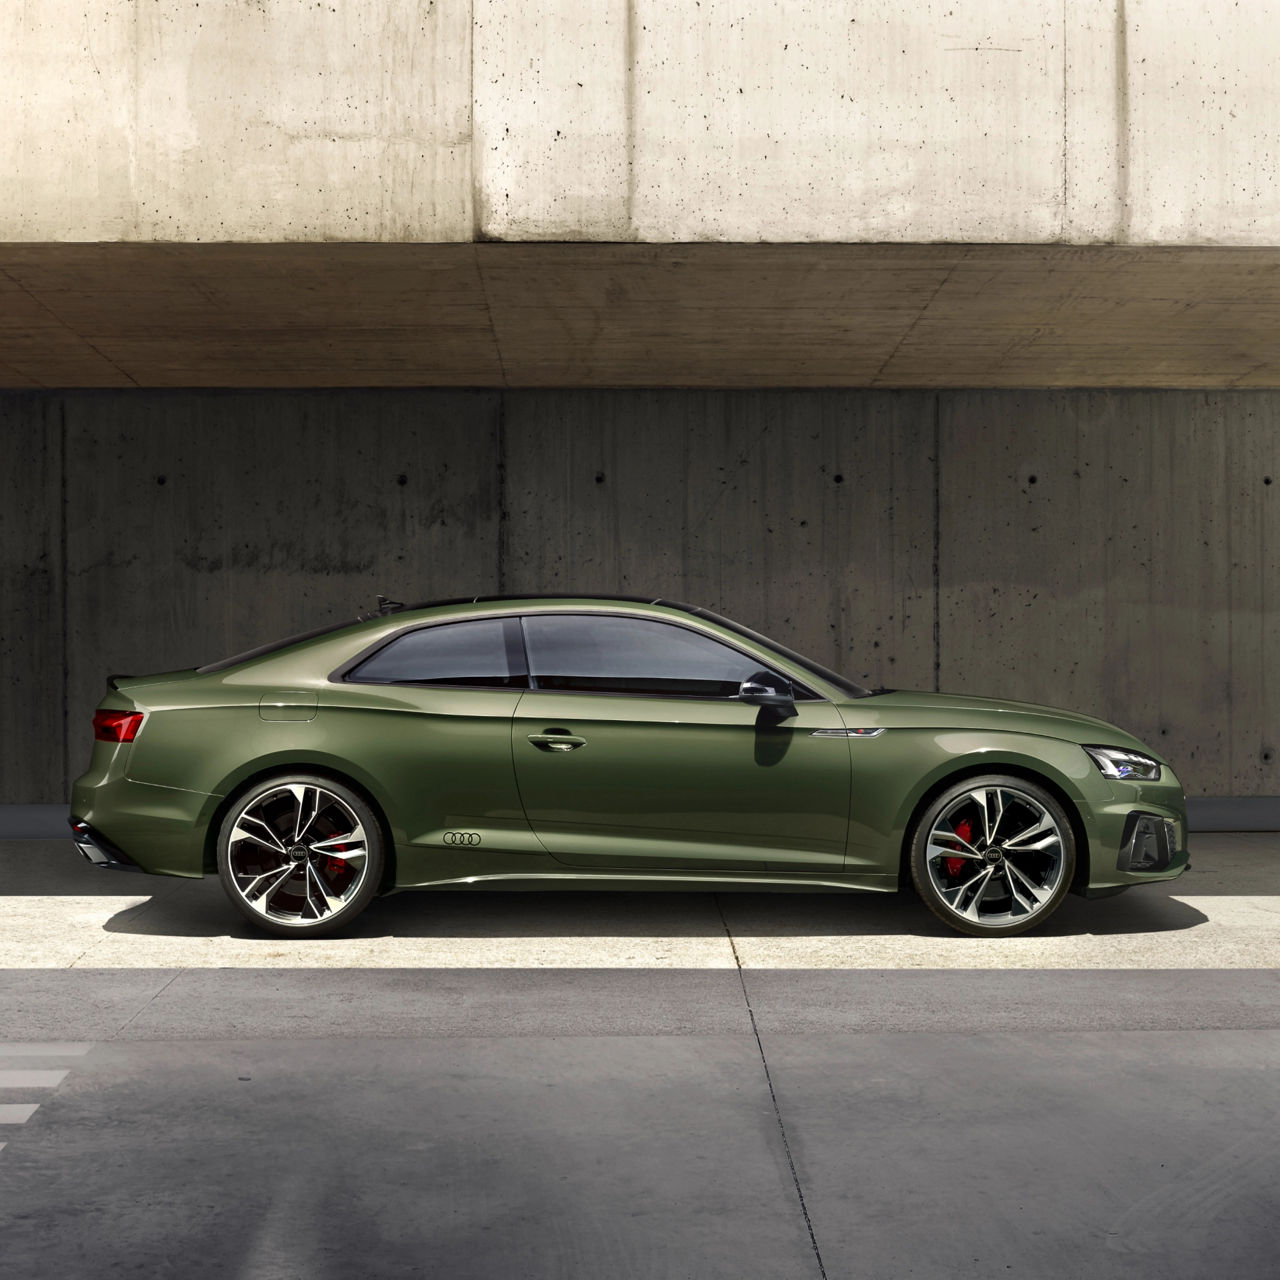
843;729;1108;874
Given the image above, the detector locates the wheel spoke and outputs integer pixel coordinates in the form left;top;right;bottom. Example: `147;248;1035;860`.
307;832;368;868
306;861;346;916
1005;860;1052;914
230;824;287;856
969;787;1004;845
286;784;316;843
941;865;995;916
928;838;984;862
241;863;298;916
1003;811;1056;849
234;813;287;853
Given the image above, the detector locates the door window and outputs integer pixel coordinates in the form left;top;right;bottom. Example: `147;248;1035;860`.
522;614;783;698
346;618;527;688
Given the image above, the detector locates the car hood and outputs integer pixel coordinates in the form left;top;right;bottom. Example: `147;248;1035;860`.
858;689;1160;756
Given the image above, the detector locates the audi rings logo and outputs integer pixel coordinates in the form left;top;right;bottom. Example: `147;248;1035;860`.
443;831;482;846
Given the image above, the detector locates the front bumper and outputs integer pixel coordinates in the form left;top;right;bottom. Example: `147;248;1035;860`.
1081;768;1190;892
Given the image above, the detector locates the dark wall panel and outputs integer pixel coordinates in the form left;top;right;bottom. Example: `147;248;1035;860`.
2;388;1276;801
938;391;1279;795
0;396;65;802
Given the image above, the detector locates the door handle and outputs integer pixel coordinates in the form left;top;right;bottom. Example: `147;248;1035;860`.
527;732;587;753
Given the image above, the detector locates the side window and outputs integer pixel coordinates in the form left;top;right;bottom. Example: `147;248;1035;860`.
522;614;780;698
346;619;526;689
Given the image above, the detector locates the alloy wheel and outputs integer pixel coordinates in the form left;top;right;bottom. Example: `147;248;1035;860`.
221;781;375;931
917;781;1071;935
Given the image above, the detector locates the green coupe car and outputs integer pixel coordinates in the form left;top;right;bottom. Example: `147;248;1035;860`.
71;595;1188;938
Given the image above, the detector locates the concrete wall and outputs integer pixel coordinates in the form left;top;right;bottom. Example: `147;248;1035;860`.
6;2;1280;245
2;389;1275;802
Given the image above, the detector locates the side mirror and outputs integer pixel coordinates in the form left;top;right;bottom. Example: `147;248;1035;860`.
738;671;797;722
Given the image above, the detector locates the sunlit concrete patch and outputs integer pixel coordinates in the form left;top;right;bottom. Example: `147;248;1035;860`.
1;837;1277;971
1;890;740;969
77;931;741;970
3;896;156;967
722;918;1280;969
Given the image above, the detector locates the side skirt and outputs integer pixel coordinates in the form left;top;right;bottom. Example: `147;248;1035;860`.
387;870;900;895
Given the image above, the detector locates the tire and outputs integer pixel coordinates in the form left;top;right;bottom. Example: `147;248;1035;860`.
216;774;384;938
908;774;1076;938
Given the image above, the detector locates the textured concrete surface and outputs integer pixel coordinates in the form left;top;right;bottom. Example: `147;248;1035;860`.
7;3;1280;245
938;391;1280;795
2;1033;1276;1279
1;836;1277;978
11;243;1280;390
767;1029;1280;1279
502;389;936;690
4;387;1278;800
3;832;1278;1275
0;1;473;241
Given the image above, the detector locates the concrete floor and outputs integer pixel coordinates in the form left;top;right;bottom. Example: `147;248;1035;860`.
2;836;1278;1278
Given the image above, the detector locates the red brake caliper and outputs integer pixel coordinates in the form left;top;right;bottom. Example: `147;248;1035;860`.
944;819;972;878
324;844;347;877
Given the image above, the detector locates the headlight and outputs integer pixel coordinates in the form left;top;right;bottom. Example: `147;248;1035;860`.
1083;745;1162;782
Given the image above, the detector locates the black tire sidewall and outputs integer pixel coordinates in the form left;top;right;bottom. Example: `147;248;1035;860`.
216;774;385;938
909;774;1076;938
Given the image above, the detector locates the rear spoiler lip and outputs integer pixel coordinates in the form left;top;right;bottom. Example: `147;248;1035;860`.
107;674;134;692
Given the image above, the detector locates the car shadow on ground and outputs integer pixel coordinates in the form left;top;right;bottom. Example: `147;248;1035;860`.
95;880;1210;941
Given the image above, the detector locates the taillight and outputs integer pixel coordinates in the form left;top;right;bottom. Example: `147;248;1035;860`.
93;710;144;743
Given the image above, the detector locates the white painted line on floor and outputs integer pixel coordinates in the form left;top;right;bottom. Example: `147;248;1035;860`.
0;1070;68;1088
0;1104;40;1124
0;1043;92;1056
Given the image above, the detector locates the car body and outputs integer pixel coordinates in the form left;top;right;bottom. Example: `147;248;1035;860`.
71;594;1189;937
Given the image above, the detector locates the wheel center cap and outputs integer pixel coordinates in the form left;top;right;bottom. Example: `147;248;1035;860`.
984;847;1003;864
287;844;309;862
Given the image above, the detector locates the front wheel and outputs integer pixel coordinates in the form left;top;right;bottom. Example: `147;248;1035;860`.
909;775;1076;938
216;775;384;937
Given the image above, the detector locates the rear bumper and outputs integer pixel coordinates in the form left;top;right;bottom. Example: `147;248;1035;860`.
69;820;145;872
71;759;216;878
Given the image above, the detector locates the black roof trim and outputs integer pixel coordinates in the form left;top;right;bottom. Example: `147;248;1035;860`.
400;593;669;612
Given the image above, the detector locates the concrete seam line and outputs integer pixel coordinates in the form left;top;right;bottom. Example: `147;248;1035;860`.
715;894;828;1280
110;970;186;1037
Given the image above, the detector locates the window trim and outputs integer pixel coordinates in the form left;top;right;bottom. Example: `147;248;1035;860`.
332;615;529;691
517;611;823;704
329;608;826;704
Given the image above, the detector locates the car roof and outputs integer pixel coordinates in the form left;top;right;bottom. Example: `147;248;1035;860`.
383;593;679;616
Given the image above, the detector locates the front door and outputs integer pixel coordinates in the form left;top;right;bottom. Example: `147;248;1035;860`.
510;613;852;871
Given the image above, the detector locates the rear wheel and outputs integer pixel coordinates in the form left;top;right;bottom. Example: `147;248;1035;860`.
216;775;383;937
909;775;1075;937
